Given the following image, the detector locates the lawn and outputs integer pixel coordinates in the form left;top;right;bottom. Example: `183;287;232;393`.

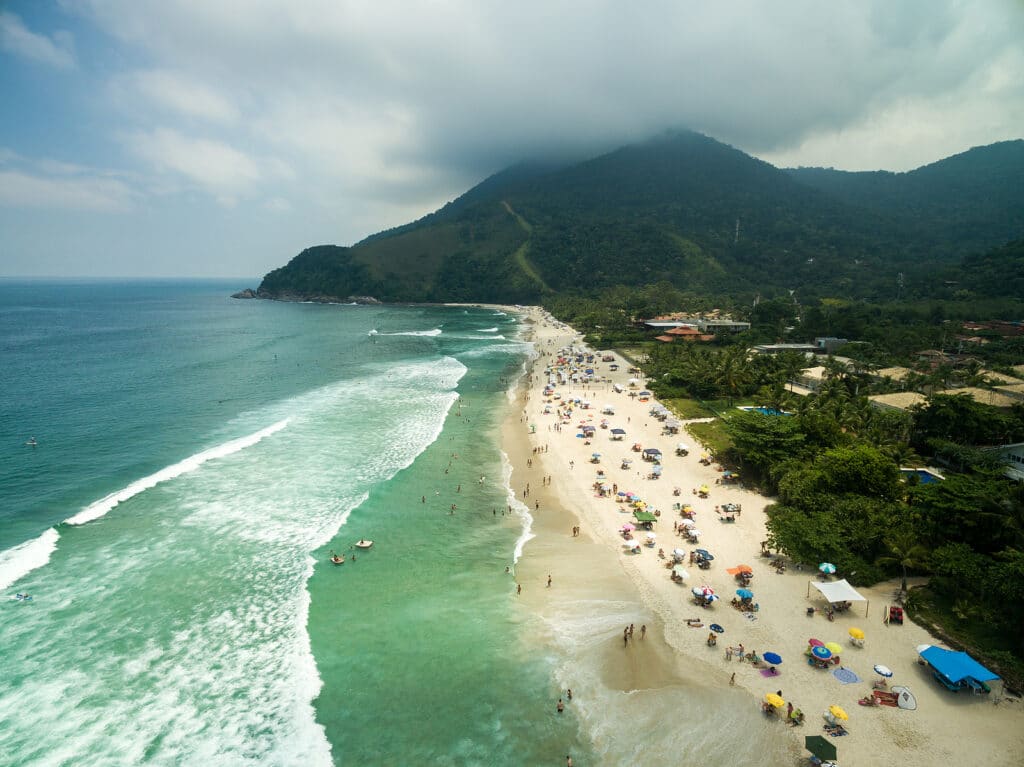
685;419;733;457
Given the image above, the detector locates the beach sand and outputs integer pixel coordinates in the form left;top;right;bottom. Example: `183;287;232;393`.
504;306;1024;766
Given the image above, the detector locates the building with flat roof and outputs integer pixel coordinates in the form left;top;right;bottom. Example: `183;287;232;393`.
869;392;927;411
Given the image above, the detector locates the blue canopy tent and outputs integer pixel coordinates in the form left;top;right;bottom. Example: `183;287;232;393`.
918;645;1000;694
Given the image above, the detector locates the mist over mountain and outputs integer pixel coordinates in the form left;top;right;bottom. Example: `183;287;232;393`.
258;131;1024;304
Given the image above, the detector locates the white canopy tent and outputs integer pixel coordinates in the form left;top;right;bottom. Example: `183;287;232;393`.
808;578;869;617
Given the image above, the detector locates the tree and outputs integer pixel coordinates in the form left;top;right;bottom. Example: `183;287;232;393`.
875;530;931;592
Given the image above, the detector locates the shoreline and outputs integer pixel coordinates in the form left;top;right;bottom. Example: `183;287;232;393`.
504;306;1023;766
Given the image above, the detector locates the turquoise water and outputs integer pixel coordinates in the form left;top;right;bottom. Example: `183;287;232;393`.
0;282;586;765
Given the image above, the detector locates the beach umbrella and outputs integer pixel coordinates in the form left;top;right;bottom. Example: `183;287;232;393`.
828;705;849;721
699;485;709;493
680;519;696;528
804;735;837;762
873;664;893;678
808;638;824;647
688;529;702;538
617;491;627;497
763;652;783;665
672;548;686;558
691;586;705;597
765;693;785;708
625;540;641;550
672;565;689;579
824;642;843;655
695;549;713;560
709;623;725;634
736;588;754;599
818;562;837;574
646;532;657;540
848;627;865;640
706;593;720;602
621;523;635;531
812;645;833;660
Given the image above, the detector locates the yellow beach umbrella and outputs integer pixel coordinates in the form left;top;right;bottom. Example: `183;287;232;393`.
765;693;785;708
829;705;849;721
848;627;865;640
824;642;843;655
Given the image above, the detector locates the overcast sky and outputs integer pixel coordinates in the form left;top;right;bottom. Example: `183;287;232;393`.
1;1;1022;278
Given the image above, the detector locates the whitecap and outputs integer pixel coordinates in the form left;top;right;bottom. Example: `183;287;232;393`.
0;527;59;590
63;419;290;526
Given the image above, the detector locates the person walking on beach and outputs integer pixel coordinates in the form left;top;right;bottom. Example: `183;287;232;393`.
623;627;629;646
729;673;735;686
517;584;521;595
567;688;572;701
547;575;552;588
628;624;635;639
640;624;646;640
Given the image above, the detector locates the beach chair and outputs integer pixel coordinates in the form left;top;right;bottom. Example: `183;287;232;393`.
888;606;904;624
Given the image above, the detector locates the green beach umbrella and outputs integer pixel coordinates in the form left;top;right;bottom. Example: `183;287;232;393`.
805;735;837;761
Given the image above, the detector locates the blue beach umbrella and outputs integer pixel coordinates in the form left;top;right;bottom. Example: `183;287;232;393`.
812;645;833;660
709;623;725;634
736;588;754;599
874;664;893;678
763;652;783;665
695;549;714;560
818;562;836;574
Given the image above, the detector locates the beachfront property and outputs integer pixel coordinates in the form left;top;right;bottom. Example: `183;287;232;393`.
868;392;928;411
988;442;1024;482
751;342;818;355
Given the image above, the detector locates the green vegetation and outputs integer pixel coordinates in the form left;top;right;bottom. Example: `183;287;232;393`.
258;132;1024;307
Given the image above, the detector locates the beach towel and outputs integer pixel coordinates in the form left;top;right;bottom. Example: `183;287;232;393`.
760;668;781;678
832;668;860;684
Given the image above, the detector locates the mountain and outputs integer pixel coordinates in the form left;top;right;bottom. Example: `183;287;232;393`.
258;132;1024;304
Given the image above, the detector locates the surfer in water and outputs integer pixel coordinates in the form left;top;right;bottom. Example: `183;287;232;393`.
26;437;37;447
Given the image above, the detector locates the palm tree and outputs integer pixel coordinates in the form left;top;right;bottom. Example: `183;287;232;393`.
876;532;930;593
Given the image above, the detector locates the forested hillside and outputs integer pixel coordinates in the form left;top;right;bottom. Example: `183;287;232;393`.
258;132;1024;304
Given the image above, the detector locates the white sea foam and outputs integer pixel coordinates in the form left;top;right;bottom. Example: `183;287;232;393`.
381;328;442;337
478;327;499;332
0;526;59;590
502;451;534;564
63;419;290;526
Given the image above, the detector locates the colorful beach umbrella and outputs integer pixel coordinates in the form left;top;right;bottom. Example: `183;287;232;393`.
828;705;849;721
621;524;635;531
695;549;713;560
763;652;783;665
808;638;824;647
736;588;754;599
873;664;893;678
812;645;833;660
848;627;865;640
709;623;725;634
824;642;843;655
818;562;837;574
765;693;785;707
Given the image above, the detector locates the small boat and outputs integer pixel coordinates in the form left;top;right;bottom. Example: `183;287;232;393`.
355;539;373;549
329;554;345;565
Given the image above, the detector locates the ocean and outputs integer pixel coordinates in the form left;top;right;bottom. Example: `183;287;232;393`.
0;281;587;765
0;281;791;766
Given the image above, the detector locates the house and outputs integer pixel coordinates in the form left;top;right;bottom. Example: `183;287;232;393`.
994;383;1024;402
752;343;817;355
935;387;1020;409
815;337;849;354
874;366;913;384
982;371;1024;386
868;392;927;411
989;443;1024;482
696;319;751;334
795;366;828;392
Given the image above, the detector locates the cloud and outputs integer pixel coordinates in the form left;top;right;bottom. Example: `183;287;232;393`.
126;128;263;199
0;169;133;211
116;69;239;123
0;11;76;69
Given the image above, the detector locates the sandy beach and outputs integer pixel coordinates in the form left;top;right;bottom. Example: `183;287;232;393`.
505;306;1024;766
